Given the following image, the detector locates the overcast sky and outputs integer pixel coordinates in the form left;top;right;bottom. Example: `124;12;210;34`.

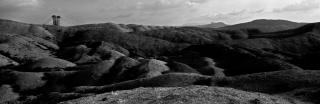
0;0;319;26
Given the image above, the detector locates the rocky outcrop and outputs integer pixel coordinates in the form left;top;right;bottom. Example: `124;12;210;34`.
0;33;57;63
73;73;211;94
173;57;227;76
94;41;129;56
133;59;170;78
166;61;199;74
0;54;19;68
62;86;304;104
26;57;76;71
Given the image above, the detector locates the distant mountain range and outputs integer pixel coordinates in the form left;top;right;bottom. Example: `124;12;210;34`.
194;19;308;33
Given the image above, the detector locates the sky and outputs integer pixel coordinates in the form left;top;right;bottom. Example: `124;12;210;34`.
0;0;320;26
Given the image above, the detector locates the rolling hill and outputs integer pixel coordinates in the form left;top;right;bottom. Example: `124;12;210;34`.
219;19;307;33
1;18;320;104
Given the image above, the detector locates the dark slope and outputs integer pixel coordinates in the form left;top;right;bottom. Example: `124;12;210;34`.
43;22;250;57
56;24;188;57
180;22;320;75
219;19;307;33
250;22;320;38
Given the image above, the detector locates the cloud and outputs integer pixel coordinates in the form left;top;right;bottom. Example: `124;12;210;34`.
1;0;320;26
273;0;320;12
108;14;134;20
0;0;40;7
17;0;40;6
0;0;40;19
228;9;247;16
186;8;266;25
98;0;208;25
251;9;265;14
132;0;207;11
186;0;209;6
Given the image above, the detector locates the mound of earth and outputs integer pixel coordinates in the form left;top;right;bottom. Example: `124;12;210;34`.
0;20;59;64
166;61;200;74
61;86;305;104
25;57;76;72
0;33;57;63
0;19;55;41
73;73;211;93
0;54;19;68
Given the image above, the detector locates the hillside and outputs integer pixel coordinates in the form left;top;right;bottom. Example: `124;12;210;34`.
219;19;307;33
42;22;250;57
1;19;320;104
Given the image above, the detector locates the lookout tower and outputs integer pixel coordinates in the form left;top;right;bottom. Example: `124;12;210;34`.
52;15;61;26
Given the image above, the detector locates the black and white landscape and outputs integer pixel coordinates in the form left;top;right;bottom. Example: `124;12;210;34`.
1;0;320;104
